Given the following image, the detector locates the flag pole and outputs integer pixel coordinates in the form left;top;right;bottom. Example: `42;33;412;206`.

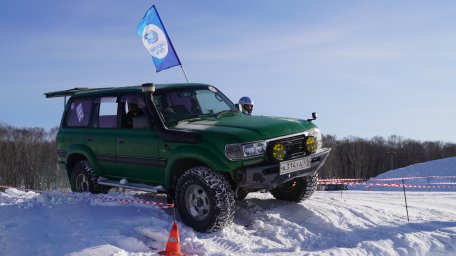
180;65;190;83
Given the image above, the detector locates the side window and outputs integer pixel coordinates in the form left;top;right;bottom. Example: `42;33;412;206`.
66;98;93;127
121;95;149;129
94;97;118;128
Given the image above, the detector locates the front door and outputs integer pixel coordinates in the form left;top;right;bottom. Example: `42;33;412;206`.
115;95;165;184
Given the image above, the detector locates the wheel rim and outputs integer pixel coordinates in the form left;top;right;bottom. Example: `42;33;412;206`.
185;184;210;221
76;173;90;192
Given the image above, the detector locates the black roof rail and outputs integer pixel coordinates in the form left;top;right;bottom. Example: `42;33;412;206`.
44;87;90;98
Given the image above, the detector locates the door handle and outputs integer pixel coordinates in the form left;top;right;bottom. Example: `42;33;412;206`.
87;137;93;142
117;138;124;144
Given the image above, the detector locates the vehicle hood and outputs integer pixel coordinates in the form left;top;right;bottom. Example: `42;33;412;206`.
172;114;317;142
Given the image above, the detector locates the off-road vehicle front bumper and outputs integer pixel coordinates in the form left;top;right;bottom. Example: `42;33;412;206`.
233;148;331;190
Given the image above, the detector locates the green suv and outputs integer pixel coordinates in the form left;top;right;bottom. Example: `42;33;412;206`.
45;83;330;232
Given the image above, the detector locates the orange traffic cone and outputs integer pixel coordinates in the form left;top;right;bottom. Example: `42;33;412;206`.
159;221;184;256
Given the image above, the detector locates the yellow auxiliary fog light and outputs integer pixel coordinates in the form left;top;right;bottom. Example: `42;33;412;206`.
272;143;286;160
305;136;317;153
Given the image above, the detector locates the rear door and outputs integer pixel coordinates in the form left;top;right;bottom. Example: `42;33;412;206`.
89;96;119;176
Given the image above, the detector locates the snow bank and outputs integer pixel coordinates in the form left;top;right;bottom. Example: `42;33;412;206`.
351;157;456;191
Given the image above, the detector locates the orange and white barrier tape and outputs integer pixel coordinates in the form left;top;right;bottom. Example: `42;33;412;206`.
369;176;456;181
318;181;366;185
70;193;174;209
319;176;456;182
0;185;173;209
317;180;456;189
318;178;368;182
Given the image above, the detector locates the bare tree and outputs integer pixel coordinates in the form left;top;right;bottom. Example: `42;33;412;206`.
0;124;66;191
320;134;456;179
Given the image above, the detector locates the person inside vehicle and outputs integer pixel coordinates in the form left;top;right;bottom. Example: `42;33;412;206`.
126;103;144;128
238;96;253;115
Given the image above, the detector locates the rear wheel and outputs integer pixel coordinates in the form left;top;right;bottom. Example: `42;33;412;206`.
271;172;318;202
70;160;110;194
176;166;235;232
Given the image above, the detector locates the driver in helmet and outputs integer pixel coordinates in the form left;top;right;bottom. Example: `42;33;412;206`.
238;96;253;115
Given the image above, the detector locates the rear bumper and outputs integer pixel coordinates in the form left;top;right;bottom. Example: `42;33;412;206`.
233;148;331;190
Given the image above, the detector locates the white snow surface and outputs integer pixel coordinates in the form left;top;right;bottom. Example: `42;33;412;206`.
1;158;456;256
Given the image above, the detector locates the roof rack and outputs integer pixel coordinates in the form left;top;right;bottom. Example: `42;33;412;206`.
44;84;155;106
44;87;105;107
44;87;90;98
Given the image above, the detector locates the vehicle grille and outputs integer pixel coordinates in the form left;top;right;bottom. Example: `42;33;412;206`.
268;134;307;161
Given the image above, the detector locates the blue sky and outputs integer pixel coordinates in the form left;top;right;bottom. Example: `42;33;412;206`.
0;1;455;142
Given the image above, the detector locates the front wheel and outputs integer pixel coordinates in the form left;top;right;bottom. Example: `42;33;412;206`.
176;166;235;232
270;172;318;202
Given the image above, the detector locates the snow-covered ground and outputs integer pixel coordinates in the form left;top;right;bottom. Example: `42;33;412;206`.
351;157;456;192
1;158;456;255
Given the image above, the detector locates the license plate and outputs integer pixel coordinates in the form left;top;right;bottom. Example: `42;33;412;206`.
280;157;311;175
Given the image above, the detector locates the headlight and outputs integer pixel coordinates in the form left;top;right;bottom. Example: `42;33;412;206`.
306;128;322;153
225;141;266;161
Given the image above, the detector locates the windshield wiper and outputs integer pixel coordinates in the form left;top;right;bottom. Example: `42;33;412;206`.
216;109;238;118
176;114;213;124
176;111;237;123
176;115;201;124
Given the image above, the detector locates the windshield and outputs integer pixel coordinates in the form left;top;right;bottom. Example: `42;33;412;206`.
152;86;238;126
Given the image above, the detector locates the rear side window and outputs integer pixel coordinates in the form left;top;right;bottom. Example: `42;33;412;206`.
93;97;118;128
66;98;93;127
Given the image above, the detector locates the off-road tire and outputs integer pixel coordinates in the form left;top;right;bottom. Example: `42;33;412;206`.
70;160;110;194
271;172;318;202
176;166;235;232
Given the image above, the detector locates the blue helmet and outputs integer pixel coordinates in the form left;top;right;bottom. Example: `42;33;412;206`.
239;96;253;115
239;96;253;106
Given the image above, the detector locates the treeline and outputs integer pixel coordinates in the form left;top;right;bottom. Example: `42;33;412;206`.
0;123;68;191
319;135;456;179
1;122;456;190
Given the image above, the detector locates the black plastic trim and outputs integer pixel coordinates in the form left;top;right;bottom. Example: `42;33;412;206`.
96;154;116;163
96;154;167;168
234;148;331;190
116;155;167;167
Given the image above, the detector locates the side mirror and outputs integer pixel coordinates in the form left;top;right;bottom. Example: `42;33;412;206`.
307;112;318;122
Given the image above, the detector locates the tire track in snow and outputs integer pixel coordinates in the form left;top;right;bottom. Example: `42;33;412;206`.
308;194;394;229
211;236;246;254
306;192;456;254
231;191;456;254
231;197;325;253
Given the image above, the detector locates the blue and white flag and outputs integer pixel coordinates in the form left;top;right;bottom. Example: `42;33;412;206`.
137;5;181;72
